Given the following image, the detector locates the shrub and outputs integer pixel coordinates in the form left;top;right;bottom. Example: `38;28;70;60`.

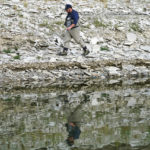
130;23;143;33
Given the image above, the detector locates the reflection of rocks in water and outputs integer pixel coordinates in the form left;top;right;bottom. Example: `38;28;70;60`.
100;143;150;150
72;143;150;150
99;143;138;150
0;82;150;150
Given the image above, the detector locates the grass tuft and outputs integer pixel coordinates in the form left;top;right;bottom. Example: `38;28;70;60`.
23;1;28;8
3;49;11;53
13;55;20;60
130;23;143;33
100;46;109;51
94;19;107;28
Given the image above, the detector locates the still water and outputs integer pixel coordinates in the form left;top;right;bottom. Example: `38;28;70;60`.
0;79;150;150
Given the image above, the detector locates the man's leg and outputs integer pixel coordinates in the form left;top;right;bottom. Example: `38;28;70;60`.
69;27;85;48
70;27;89;56
63;30;71;49
59;31;71;56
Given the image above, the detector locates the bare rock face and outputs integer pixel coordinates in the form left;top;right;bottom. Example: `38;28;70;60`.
0;0;150;88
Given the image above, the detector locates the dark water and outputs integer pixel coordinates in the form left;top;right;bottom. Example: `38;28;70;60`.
0;79;150;150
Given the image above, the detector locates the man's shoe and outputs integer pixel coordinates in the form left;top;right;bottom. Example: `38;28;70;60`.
58;47;68;56
82;46;89;56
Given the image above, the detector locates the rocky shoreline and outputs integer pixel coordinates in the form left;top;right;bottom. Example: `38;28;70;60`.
0;58;150;91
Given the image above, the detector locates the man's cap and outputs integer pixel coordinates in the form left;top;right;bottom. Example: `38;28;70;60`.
65;4;72;10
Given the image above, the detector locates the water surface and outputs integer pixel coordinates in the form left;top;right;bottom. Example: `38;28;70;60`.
0;78;150;150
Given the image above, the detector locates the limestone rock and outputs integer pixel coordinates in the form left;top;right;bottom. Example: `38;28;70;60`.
140;45;150;52
105;66;121;76
127;97;136;107
124;33;137;46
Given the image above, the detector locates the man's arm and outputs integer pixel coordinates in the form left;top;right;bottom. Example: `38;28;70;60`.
67;24;75;30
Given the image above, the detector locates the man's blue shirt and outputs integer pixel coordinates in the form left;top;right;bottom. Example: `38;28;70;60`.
65;9;79;27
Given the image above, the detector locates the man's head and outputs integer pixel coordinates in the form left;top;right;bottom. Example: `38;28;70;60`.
65;122;76;132
65;4;72;13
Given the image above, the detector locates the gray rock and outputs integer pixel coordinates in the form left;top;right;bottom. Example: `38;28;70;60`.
140;45;150;52
105;66;121;76
124;33;137;46
127;97;136;107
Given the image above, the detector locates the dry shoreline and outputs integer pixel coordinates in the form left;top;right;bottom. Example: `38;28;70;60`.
0;58;150;91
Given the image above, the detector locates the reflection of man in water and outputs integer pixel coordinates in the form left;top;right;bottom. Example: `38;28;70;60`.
65;122;81;146
63;94;90;146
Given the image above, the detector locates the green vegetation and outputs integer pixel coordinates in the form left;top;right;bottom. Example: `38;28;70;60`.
3;47;18;54
44;0;60;2
55;21;63;25
3;98;12;101
14;95;21;105
47;24;53;30
13;5;17;10
114;24;120;31
13;55;20;60
39;20;63;30
39;20;49;27
39;20;50;28
101;93;109;97
130;23;143;33
100;0;107;2
100;46;109;51
93;19;107;28
121;126;131;140
0;24;4;28
100;0;108;8
96;111;104;118
39;20;53;30
143;8;147;12
14;46;18;51
23;1;28;8
18;12;23;18
36;56;41;60
19;21;23;27
3;49;11;53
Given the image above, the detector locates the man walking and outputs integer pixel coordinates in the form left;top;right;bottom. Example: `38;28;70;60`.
59;4;89;56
